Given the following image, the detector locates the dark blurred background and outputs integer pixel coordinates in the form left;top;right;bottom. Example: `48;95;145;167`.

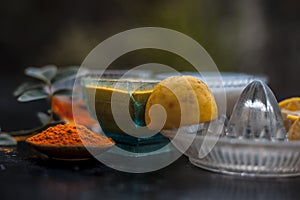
0;0;300;131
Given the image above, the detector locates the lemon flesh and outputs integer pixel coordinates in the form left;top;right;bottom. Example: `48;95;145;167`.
279;97;300;131
289;118;300;141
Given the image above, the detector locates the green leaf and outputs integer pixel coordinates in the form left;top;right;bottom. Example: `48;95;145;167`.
53;89;73;96
25;65;58;83
0;133;17;146
17;89;48;102
13;81;46;97
37;112;50;125
52;66;78;84
42;65;58;81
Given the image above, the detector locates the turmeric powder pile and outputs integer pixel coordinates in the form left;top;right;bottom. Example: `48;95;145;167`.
27;124;114;146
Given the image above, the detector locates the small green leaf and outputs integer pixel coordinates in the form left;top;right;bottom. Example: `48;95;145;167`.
53;89;73;96
0;133;17;146
37;112;50;125
17;89;48;102
13;81;46;97
52;66;78;83
42;65;58;81
25;67;48;83
25;65;58;83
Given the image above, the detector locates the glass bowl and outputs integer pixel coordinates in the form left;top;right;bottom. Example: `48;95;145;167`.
51;68;153;130
81;78;170;153
155;72;268;116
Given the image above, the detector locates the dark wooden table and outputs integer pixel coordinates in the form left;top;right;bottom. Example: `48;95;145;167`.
1;141;300;200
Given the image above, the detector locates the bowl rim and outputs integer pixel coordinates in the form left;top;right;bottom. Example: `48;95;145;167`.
82;77;160;82
161;128;300;149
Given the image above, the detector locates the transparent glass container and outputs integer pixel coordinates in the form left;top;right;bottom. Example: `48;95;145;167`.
51;69;153;131
162;81;300;177
81;78;170;153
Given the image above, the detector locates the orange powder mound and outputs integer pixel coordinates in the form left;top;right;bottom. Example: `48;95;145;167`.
27;124;113;146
